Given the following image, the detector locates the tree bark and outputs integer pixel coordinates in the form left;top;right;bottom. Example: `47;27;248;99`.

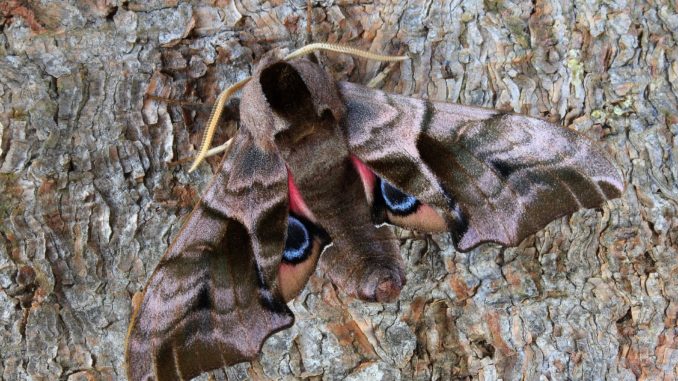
1;1;676;380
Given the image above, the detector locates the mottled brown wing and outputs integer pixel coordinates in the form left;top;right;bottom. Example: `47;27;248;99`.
340;82;623;252
125;130;292;381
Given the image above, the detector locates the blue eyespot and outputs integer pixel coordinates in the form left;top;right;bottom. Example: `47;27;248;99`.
380;179;419;214
283;216;310;263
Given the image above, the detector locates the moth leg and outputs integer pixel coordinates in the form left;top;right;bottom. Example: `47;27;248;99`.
145;95;214;112
365;60;402;89
305;0;313;45
190;77;251;171
200;137;233;160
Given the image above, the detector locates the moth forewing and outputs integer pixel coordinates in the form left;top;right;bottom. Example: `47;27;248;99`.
338;81;623;251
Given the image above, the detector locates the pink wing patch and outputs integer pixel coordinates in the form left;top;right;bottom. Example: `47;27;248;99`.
287;169;317;221
350;155;377;203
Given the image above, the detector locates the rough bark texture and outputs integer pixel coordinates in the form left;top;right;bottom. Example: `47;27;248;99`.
1;1;676;380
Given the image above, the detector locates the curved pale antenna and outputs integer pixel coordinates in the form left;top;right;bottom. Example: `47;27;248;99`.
189;44;408;171
188;77;251;172
284;42;409;62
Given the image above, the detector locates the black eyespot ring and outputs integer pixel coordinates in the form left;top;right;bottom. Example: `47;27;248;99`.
282;214;331;264
283;215;311;263
379;179;420;215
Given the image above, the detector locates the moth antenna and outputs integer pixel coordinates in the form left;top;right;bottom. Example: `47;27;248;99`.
190;44;405;172
284;43;409;62
189;77;251;172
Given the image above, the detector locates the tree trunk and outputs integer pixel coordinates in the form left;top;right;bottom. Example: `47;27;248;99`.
1;1;676;380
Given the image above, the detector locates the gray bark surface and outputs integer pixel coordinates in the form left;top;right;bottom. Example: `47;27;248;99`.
1;1;676;380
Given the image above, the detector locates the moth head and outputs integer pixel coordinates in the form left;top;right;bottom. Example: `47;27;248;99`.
240;54;346;148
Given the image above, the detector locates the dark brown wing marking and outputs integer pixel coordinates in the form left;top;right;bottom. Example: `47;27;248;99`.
126;131;292;381
340;81;623;252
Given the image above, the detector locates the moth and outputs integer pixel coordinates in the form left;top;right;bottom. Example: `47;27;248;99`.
125;44;623;381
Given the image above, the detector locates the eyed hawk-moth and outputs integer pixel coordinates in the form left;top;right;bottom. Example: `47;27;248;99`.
125;47;623;381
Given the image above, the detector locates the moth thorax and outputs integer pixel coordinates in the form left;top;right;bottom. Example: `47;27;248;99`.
259;59;343;143
260;62;316;122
